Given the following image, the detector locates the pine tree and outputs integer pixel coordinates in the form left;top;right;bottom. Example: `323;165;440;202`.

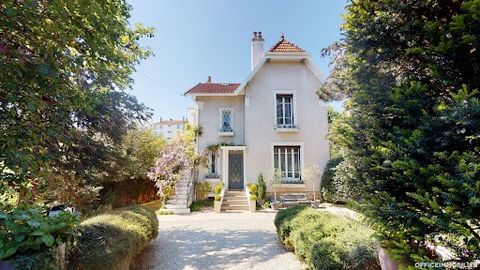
323;0;480;264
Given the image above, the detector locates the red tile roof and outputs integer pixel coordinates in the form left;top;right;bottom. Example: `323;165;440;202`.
185;82;240;95
269;35;305;53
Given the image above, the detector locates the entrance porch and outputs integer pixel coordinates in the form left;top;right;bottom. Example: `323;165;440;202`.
220;145;247;190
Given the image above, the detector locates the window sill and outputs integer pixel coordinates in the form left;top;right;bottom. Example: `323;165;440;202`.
278;183;306;188
205;177;221;182
218;131;234;136
274;126;298;133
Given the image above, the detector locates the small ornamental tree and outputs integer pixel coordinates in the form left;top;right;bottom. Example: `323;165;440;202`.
301;165;321;201
267;169;283;203
322;0;480;264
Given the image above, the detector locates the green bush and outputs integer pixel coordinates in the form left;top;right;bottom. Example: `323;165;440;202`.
194;182;212;200
320;158;343;202
256;174;266;201
0;208;78;270
213;182;223;194
274;206;379;270
189;199;213;212
214;194;222;201
249;194;257;201
247;183;257;194
68;205;158;270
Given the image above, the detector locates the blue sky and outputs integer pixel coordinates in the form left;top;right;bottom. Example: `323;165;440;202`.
127;0;347;121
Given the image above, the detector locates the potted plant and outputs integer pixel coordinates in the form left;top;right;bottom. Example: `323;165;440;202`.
213;182;223;213
247;184;257;212
302;165;321;208
267;169;283;210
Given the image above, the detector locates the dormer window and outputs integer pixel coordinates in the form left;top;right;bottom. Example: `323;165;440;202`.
220;108;233;132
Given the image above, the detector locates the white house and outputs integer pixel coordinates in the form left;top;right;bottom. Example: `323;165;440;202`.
185;32;329;201
152;118;187;140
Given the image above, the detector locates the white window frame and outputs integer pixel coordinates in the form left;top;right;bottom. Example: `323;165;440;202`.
210;152;217;175
219;108;234;132
271;142;304;182
273;90;297;128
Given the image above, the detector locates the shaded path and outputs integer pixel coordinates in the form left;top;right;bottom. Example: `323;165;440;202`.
131;211;304;270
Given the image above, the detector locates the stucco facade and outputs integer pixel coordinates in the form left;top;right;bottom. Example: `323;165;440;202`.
186;33;329;196
244;61;329;192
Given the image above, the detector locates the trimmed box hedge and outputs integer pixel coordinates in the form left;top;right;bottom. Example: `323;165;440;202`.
274;205;380;270
68;205;158;270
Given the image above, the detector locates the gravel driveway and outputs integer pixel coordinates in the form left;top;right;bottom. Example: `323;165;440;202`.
131;211;304;270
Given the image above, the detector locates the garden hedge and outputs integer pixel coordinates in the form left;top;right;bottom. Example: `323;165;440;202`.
68;205;158;270
274;205;379;270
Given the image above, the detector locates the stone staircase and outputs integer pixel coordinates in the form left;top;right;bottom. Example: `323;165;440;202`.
164;177;191;214
221;190;248;211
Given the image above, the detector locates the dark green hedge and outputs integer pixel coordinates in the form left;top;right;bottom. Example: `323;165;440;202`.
274;205;379;270
68;205;158;270
320;158;343;202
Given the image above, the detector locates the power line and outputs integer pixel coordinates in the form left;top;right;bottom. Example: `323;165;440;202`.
136;70;185;96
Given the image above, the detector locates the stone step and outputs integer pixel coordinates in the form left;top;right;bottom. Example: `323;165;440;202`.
167;199;188;205
170;194;187;200
223;195;246;199
168;208;190;214
222;205;249;211
222;199;247;203
223;197;247;202
225;191;244;194
165;204;188;209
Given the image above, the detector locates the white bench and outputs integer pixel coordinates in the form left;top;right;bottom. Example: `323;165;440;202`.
282;193;311;207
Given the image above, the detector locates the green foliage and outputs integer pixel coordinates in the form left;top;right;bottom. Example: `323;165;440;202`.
155;209;173;215
256;174;267;201
0;208;78;268
190;199;213;212
249;194;257;201
195;182;212;200
262;200;271;209
0;0;154;207
247;183;257;195
68;205;158;270
117;128;166;181
323;0;480;263
214;194;222;201
274;206;379;270
321;158;350;203
214;182;224;194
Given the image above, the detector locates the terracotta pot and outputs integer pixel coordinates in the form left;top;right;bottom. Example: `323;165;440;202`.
214;200;222;213
249;200;256;212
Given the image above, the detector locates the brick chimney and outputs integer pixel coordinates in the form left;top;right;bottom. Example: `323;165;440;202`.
251;31;264;70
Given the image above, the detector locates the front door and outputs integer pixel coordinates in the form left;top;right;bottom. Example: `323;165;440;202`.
228;151;244;190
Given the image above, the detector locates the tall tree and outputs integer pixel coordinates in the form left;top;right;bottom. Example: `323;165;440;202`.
0;0;153;205
323;0;480;264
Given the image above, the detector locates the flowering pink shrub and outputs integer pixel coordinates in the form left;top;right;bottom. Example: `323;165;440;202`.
147;138;192;199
